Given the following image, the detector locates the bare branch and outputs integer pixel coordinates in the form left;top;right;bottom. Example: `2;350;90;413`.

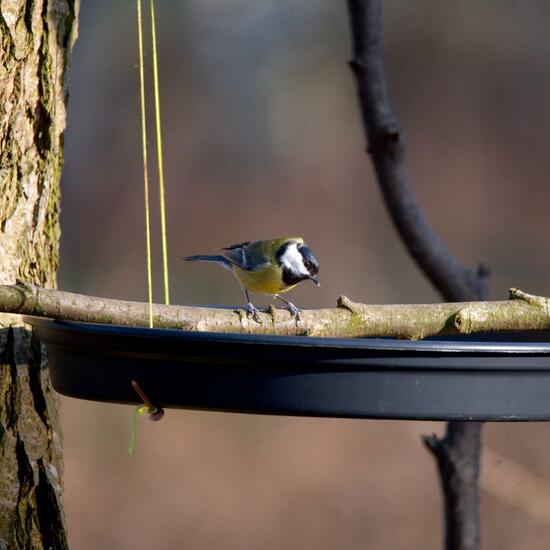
423;423;481;550
345;2;491;548
345;0;489;303
3;283;550;339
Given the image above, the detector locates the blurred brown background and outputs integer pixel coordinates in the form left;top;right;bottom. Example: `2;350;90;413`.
58;1;550;548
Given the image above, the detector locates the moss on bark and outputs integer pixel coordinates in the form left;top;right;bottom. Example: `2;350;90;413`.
0;1;79;548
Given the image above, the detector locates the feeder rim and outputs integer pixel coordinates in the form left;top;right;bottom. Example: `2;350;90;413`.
25;317;550;355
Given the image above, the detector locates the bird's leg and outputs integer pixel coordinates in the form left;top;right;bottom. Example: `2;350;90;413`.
244;289;262;323
273;294;302;321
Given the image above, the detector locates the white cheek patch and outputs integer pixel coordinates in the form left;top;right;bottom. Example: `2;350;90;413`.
281;243;309;275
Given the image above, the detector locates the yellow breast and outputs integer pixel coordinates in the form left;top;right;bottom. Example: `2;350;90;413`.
231;264;297;294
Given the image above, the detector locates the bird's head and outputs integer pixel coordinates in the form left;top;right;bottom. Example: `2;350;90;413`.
277;240;320;287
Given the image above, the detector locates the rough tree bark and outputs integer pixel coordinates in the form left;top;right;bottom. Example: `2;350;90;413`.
0;1;79;548
345;1;487;549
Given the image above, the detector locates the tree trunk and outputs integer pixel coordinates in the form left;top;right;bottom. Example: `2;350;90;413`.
0;1;78;548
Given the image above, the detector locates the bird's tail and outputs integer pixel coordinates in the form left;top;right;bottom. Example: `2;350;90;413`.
181;255;232;268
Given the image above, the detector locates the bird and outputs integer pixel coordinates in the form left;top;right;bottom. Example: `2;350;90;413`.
183;237;320;322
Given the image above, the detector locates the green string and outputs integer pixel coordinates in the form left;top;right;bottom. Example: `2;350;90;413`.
137;0;154;328
128;405;149;456
150;0;171;306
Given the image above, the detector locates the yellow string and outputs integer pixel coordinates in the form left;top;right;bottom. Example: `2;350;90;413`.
137;0;154;328
150;0;170;305
128;405;149;456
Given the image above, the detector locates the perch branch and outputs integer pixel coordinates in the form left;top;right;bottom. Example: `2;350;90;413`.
2;283;550;338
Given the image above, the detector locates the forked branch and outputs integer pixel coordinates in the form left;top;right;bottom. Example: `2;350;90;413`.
345;2;491;549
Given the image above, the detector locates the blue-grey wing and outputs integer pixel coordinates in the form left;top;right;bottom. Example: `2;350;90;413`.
220;246;247;269
222;241;252;251
221;241;268;271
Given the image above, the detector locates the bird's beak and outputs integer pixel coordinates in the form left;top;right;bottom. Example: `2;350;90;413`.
310;274;321;287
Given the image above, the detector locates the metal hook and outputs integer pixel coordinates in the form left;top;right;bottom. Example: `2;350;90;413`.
131;380;165;421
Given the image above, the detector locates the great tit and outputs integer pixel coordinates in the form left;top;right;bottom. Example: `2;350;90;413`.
183;237;320;322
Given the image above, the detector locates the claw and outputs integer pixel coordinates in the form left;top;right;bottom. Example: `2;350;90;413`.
245;302;262;323
273;294;302;323
286;302;302;322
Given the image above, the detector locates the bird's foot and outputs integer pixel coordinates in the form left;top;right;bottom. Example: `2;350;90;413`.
245;302;262;323
273;294;302;323
286;302;302;322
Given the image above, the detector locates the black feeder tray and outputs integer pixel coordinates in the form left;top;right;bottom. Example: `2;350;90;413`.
26;317;550;421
